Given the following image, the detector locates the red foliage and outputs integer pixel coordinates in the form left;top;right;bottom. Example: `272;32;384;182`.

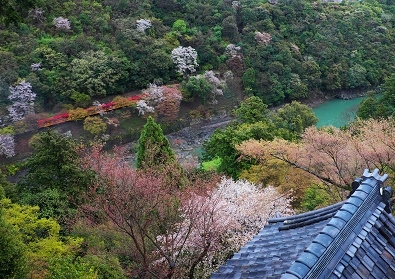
37;94;144;128
155;85;182;122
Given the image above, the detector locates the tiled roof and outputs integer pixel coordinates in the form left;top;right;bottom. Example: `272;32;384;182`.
211;169;395;279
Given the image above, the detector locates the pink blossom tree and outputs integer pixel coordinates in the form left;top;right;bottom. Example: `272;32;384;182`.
81;146;293;277
236;118;395;198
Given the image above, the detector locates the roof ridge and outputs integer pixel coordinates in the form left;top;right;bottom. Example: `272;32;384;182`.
268;201;345;224
282;169;388;279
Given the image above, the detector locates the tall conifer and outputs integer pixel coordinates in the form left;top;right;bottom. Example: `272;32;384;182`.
136;116;176;168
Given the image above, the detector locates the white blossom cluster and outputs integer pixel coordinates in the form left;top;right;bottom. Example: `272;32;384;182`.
212;177;294;249
136;19;152;33
171;46;199;76
53;17;71;30
7;80;36;123
203;71;224;104
143;83;165;106
255;31;272;46
232;1;240;9
28;8;45;22
136;100;155;115
225;44;242;57
92;100;105;116
30;62;42;72
224;70;234;81
158;177;294;270
0;134;16;158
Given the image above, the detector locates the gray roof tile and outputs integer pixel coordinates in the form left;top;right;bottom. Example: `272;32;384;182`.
211;169;395;279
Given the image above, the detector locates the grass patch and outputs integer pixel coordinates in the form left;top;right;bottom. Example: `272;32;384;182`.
201;157;221;171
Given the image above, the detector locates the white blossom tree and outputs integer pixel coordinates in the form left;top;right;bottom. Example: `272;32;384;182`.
225;44;242;57
0;134;15;158
53;17;71;30
7;80;36;122
171;46;199;77
30;62;42;72
143;83;165;106
136;19;152;33
136;100;155;115
160;177;294;276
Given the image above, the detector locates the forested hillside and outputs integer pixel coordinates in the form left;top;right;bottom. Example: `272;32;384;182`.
1;0;395;114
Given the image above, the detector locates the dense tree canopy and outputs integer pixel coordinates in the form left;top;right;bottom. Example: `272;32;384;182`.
0;0;394;112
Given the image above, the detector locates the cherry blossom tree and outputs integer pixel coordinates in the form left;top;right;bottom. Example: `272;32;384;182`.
7;80;36;123
236;118;395;198
0;134;15;158
255;31;272;45
171;46;198;78
53;17;71;30
81;146;222;278
81;146;293;278
142;83;165;106
136;19;152;33
136;100;155;115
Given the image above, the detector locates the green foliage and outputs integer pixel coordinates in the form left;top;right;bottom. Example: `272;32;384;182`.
272;101;318;135
0;126;14;135
0;198;86;278
70;91;91;107
202;121;278;178
172;19;187;33
0;209;27;279
0;0;37;25
201;157;222;171
47;256;98;279
301;184;332;211
241;68;257;95
83;116;107;136
23;130;86;194
182;76;213;103
357;74;395;119
19;131;89;221
69;50;131;97
0;169;17;200
235;96;269;124
136;116;176;168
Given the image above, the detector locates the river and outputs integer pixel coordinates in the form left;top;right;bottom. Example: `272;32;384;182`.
312;96;366;127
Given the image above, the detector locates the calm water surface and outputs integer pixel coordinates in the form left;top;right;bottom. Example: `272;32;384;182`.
312;96;366;128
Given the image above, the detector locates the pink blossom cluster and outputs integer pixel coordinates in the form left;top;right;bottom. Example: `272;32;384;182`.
7;80;36;122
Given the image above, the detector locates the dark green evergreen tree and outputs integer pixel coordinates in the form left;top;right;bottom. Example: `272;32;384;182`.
136;116;176;168
19;130;90;222
235;96;269;124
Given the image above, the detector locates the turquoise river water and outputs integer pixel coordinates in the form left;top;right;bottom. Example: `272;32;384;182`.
312;96;366;128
